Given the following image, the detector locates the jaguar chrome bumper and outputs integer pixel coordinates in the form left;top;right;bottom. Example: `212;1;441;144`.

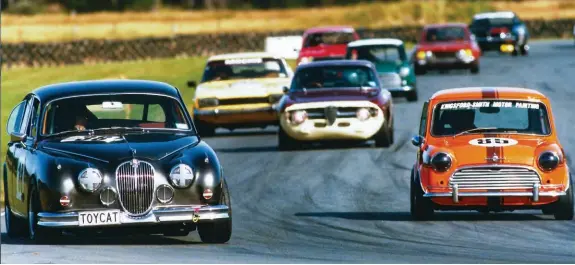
36;205;230;228
424;183;567;203
194;106;276;116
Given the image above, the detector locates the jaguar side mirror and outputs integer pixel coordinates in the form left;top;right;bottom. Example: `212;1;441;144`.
187;80;197;88
411;135;423;146
283;86;289;94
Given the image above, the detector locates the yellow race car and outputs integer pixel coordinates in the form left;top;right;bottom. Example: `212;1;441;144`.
187;52;294;136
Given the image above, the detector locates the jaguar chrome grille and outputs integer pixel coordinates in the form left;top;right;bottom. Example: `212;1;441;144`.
379;73;401;88
116;159;155;216
450;166;541;190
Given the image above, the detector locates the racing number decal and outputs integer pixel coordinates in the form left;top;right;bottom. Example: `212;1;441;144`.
469;137;518;147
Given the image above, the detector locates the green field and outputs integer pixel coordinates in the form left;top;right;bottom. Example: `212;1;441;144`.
0;57;302;206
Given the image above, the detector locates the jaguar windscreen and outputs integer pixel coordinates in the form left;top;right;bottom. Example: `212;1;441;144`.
431;100;551;136
292;65;378;90
201;58;288;82
42;94;192;135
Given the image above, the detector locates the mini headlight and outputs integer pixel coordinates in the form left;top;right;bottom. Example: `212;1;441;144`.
430;152;452;172
538;152;560;171
356;108;370;121
169;164;195;188
399;67;410;77
290;110;307;125
78;168;103;192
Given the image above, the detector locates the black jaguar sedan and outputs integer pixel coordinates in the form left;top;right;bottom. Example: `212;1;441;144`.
3;80;231;243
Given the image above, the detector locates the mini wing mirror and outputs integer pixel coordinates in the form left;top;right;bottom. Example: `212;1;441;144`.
411;135;424;147
10;132;27;146
187;80;197;88
282;86;290;94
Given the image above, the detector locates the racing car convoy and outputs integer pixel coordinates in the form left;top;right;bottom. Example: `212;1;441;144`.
3;10;570;244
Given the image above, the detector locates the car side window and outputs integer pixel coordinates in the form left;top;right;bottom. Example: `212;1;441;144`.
6;100;27;135
418;101;429;136
27;97;41;138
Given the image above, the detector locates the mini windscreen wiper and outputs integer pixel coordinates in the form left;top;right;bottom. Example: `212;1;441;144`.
453;127;498;138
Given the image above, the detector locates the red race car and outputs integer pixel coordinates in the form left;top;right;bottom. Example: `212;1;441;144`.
296;26;360;66
413;23;481;75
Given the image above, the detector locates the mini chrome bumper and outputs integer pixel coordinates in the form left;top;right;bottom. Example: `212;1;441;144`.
424;183;567;203
37;205;230;228
194;106;276;116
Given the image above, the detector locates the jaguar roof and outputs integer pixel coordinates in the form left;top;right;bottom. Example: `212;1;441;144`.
32;79;182;103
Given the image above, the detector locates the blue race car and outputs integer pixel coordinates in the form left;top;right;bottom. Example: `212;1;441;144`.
469;11;529;56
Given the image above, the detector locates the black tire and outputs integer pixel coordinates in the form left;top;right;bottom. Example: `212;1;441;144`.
470;64;480;74
541;207;554;215
520;45;528;56
4;202;27;238
414;66;426;75
28;187;61;243
374;123;392;148
195;120;216;137
406;90;418;102
553;176;574;220
410;169;434;220
4;172;27;238
198;180;232;244
278;128;300;151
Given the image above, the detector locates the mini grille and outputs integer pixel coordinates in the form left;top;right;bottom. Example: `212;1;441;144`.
116;160;155;216
379;73;401;87
450;166;541;190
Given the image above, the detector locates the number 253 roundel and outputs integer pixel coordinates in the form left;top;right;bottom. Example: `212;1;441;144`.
469;137;518;147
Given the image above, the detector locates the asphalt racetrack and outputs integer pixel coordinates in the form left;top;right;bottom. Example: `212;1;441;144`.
2;40;575;263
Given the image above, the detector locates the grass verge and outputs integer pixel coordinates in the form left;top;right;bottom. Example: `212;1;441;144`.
0;57;300;207
2;0;575;43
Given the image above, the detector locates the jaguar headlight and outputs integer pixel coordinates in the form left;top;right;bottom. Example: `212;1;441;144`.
430;152;452;172
169;164;195;188
290;110;307;125
78;168;103;192
197;98;219;108
538;152;560;172
399;67;410;77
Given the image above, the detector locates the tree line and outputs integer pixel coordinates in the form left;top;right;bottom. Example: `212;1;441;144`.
1;0;407;13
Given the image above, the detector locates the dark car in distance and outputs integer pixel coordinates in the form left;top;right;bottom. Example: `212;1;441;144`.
3;80;231;243
469;11;529;56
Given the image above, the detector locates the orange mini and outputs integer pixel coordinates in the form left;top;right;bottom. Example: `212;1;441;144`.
410;87;573;220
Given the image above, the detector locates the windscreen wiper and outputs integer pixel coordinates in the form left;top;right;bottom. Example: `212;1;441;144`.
453;127;498;138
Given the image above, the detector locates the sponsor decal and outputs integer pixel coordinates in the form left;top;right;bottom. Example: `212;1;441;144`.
440;101;539;110
469;137;518;147
224;58;263;65
61;135;124;143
